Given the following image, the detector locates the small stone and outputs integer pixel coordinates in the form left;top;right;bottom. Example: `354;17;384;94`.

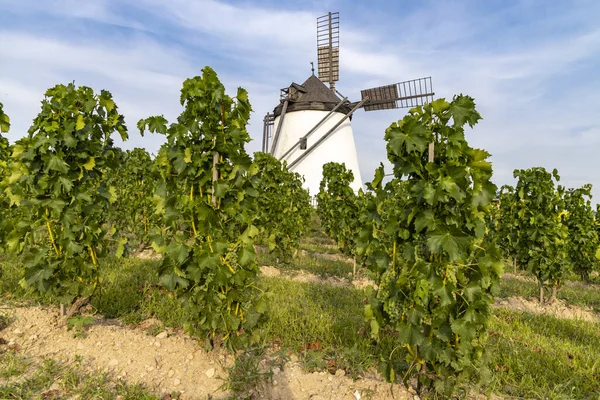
77;343;85;350
205;368;215;378
353;391;361;400
168;370;175;378
154;341;161;347
13;329;23;336
109;359;119;367
187;354;193;360
173;378;181;386
334;369;345;377
328;376;333;381
272;367;281;375
413;396;420;400
156;331;168;339
273;380;278;386
29;334;38;341
290;354;299;363
116;396;124;400
408;386;416;394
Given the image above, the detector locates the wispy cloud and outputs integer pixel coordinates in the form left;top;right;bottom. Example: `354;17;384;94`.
0;0;599;198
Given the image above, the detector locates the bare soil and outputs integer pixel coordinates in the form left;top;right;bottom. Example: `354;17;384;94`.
260;266;376;290
494;296;599;322
0;305;412;400
134;248;162;261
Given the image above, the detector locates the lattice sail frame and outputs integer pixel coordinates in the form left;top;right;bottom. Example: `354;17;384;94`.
317;12;340;84
361;77;434;111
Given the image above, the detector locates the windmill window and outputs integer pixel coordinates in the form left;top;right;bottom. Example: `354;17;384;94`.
300;137;307;150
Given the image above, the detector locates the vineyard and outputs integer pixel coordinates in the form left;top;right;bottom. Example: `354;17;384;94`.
1;68;600;400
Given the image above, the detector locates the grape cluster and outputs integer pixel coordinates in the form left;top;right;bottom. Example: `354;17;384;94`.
377;268;403;323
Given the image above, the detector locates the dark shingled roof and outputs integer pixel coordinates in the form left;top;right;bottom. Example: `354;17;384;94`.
273;74;351;117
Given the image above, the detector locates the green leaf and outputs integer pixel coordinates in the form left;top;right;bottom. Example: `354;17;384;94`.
427;230;470;261
83;157;96;171
184;147;192;163
76;114;85;130
238;246;255;266
449;95;481;128
116;238;128;258
47;155;69;174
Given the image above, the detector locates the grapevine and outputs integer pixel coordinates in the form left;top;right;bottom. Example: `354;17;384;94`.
5;84;128;304
513;167;568;303
252;152;312;260
138;67;265;347
317;162;360;256
359;96;503;396
562;184;598;282
105;147;159;248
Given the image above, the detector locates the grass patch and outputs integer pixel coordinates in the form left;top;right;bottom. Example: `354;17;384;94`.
257;277;397;377
488;309;600;399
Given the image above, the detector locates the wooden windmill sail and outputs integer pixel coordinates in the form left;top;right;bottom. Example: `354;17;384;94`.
262;12;434;196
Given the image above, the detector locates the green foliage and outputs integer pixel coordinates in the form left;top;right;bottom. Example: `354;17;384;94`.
138;66;264;347
562;184;599;281
106;147;159;247
496;186;518;258
252;152;312;260
0;102;12;253
488;185;519;272
0;102;9;134
5;84;127;303
358;96;503;395
356;172;409;274
513;167;568;302
317;162;360;256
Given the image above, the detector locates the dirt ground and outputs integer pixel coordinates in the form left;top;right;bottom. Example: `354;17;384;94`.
259;266;376;290
0;306;413;400
494;295;598;322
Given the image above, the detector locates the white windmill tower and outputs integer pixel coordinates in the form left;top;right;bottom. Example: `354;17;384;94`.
261;12;434;197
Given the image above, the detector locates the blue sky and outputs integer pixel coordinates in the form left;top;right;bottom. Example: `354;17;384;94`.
1;0;599;198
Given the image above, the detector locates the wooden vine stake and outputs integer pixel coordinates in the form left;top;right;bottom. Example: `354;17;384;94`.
60;304;66;317
428;142;435;163
211;104;225;207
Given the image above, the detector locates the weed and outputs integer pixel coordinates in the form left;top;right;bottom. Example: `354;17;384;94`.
66;315;95;338
0;351;160;399
0;310;10;331
0;349;29;379
219;346;276;399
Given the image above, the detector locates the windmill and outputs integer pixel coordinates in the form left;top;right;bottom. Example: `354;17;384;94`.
262;12;434;196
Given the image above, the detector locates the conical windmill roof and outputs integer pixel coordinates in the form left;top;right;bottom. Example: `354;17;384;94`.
273;74;351;117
